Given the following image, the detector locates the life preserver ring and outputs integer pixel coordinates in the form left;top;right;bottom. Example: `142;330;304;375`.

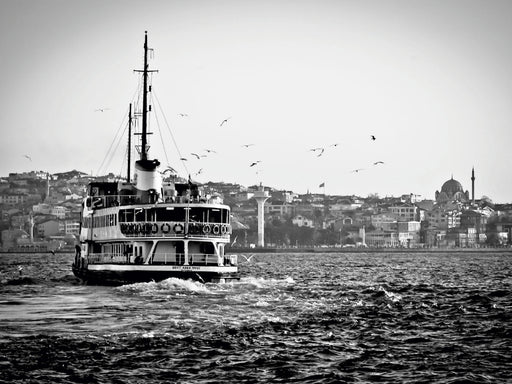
212;225;220;235
202;224;211;235
221;225;227;235
151;223;159;234
174;223;184;234
161;223;171;233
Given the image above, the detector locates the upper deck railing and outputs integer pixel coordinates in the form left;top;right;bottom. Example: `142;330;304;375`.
87;194;217;209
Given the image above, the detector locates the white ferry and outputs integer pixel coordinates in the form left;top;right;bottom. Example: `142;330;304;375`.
72;33;238;285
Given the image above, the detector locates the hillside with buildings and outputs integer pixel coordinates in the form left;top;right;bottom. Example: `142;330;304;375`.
1;169;512;252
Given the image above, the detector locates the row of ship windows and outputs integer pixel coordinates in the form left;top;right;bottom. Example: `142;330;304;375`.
82;208;230;229
82;214;118;229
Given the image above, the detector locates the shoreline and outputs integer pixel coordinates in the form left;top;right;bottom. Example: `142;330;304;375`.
226;247;512;254
1;247;511;256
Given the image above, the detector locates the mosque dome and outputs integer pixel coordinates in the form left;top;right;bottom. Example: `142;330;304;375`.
435;176;469;204
441;177;464;196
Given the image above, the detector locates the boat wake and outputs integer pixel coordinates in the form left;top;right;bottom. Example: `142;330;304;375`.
117;277;213;295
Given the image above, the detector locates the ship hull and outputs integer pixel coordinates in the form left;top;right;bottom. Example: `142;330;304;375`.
72;263;239;285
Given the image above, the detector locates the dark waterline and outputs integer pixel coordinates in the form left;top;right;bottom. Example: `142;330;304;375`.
1;252;511;383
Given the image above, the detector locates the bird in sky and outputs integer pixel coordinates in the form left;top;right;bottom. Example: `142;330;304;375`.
240;254;255;262
249;161;261;167
180;157;188;161
204;148;217;154
220;117;231;126
351;168;365;173
330;143;340;147
373;161;384;165
371;135;376;141
178;113;188;117
310;147;324;152
23;154;32;161
191;153;201;159
195;168;203;176
162;166;177;174
316;148;325;157
241;144;255;148
95;108;110;112
230;235;238;247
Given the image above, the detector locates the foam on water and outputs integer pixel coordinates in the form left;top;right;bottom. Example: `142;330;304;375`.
117;277;213;294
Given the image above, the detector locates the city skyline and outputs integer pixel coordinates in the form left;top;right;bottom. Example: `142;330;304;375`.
1;1;511;202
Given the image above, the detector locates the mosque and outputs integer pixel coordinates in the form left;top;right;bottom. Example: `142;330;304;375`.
435;168;476;205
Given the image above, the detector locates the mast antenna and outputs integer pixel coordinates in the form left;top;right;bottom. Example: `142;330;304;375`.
134;31;158;161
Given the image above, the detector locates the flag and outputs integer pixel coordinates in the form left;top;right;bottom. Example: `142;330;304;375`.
319;182;325;188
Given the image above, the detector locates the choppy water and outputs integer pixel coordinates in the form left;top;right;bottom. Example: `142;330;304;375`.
0;251;511;383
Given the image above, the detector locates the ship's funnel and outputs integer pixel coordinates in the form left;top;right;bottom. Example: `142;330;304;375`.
134;159;162;203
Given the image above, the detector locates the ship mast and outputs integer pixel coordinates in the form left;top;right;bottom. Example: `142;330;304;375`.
141;31;149;161
135;31;157;161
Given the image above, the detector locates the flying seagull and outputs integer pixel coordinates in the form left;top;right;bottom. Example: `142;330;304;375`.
178;113;188;117
162;166;177;174
204;148;217;154
220;117;231;126
330;143;340;147
373;161;384;165
316;148;325;157
191;153;201;159
351;168;365;173
180;157;188;161
371;135;376;141
195;168;203;176
241;144;255;148
249;161;261;167
240;254;255;262
95;108;110;112
23;154;32;161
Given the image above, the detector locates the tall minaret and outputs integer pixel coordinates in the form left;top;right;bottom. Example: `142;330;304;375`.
471;167;475;205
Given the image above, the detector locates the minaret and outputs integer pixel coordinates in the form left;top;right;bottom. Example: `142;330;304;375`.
471;167;475;205
253;183;270;247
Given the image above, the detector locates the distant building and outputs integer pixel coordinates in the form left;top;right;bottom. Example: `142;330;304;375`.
36;219;60;238
389;203;419;221
265;202;295;218
371;213;397;231
426;207;460;230
292;215;314;228
0;193;27;206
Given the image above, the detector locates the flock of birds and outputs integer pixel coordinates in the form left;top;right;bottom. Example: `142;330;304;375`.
169;113;386;180
21;110;385;187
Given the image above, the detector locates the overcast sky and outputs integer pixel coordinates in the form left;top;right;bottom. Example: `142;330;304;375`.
1;0;511;202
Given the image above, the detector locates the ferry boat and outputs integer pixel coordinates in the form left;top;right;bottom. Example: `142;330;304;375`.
72;32;238;285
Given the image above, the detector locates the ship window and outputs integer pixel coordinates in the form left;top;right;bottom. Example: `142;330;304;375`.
135;208;145;222
146;208;157;222
189;207;207;223
156;207;186;222
209;208;222;223
119;209;134;222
